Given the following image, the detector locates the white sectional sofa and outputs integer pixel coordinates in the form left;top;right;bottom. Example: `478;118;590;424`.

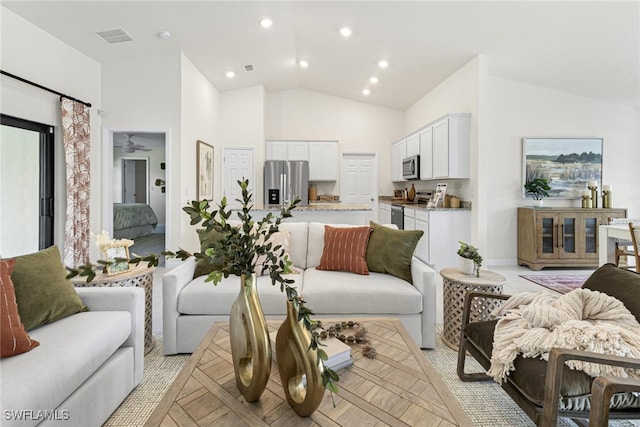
163;222;437;355
0;287;144;427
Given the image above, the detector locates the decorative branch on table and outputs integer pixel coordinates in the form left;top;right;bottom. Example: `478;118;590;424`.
66;178;340;397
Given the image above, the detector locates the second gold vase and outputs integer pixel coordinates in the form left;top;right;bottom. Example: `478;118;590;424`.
275;300;325;416
229;273;271;402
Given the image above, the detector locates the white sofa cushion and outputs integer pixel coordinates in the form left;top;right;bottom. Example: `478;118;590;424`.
279;222;308;269
178;274;303;316
301;268;423;314
1;311;130;419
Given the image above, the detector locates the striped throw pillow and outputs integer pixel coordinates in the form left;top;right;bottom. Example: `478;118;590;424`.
1;258;39;358
317;226;372;275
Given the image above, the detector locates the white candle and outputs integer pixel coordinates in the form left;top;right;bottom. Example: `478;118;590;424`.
582;190;591;197
588;180;597;188
603;184;612;192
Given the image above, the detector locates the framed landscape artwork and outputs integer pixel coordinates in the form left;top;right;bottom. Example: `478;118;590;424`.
522;138;603;199
196;140;214;200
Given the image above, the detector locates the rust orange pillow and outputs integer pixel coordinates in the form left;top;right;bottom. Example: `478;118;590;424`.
1;259;39;358
317;226;372;275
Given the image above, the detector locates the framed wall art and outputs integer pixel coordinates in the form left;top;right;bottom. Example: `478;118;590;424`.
196;140;214;200
522;138;603;199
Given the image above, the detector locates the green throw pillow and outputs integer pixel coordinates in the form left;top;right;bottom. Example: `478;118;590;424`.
366;221;423;283
193;228;225;279
10;245;87;331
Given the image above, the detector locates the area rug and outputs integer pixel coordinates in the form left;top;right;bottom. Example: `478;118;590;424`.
519;274;590;294
105;330;639;426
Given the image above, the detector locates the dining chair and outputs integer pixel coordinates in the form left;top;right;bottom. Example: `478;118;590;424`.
607;218;640;267
629;222;640;273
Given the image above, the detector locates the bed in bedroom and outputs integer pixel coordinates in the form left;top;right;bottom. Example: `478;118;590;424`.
113;203;158;239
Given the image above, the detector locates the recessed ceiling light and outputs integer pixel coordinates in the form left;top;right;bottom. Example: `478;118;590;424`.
369;76;379;84
260;18;273;28
225;71;235;78
362;89;371;95
298;60;309;68
157;30;171;40
378;60;389;69
340;27;352;37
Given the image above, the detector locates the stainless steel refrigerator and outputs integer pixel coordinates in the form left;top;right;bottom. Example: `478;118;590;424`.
264;160;309;205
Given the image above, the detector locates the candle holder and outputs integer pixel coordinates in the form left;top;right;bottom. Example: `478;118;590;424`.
602;190;612;208
588;184;598;208
581;194;592;209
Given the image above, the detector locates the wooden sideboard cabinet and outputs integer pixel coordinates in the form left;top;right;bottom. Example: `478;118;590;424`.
517;207;627;270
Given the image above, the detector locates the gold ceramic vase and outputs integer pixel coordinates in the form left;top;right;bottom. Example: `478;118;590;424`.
229;273;271;402
275;300;325;416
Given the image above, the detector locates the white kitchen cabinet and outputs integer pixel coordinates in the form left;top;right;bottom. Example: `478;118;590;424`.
265;141;288;160
287;142;309;161
419;127;433;180
398;208;471;272
431;114;470;179
378;202;391;225
414;209;429;264
265;140;309;161
309;141;337;181
403;207;416;231
391;139;407;182
406;132;419;157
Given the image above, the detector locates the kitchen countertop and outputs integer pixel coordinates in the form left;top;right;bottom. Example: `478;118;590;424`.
249;203;371;212
378;197;471;211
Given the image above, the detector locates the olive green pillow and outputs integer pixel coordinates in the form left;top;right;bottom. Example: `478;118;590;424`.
365;221;423;283
10;245;87;331
193;228;225;279
582;263;640;322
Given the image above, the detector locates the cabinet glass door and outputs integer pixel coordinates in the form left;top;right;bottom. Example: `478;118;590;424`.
560;217;576;256
537;215;558;258
584;217;598;254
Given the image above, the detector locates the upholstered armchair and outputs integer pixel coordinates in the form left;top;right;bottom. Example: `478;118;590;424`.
457;264;640;426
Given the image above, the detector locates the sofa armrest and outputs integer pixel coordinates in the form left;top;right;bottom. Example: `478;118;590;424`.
410;256;437;348
162;257;197;354
542;348;640;427
76;286;145;385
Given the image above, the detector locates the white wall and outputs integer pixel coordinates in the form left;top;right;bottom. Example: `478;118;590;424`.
102;53;181;250
180;54;221;252
487;76;640;264
0;7;102;260
219;86;265;202
265;89;404;196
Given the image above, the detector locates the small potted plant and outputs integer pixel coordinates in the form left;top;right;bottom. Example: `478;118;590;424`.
457;241;483;277
524;178;551;207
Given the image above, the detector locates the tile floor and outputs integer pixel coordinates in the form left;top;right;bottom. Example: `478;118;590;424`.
150;264;602;334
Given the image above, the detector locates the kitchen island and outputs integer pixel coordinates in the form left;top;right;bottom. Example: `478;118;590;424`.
246;203;372;225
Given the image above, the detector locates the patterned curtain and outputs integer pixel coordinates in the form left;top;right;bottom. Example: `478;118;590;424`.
61;98;91;267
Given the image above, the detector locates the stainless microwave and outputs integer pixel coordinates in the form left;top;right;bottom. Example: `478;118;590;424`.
402;155;420;180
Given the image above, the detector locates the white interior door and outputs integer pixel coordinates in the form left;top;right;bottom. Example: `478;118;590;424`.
340;152;378;222
223;148;255;207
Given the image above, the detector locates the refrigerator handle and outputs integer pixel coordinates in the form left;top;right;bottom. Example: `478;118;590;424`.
280;173;285;204
283;173;288;203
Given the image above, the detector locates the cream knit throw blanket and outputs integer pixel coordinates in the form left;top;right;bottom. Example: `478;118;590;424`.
488;288;640;383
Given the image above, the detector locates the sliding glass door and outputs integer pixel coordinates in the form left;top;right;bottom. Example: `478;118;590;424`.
0;114;54;257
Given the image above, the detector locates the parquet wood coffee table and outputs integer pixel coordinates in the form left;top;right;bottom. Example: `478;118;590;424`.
145;318;472;426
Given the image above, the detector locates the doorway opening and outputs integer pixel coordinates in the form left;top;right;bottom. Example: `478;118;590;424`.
106;130;167;262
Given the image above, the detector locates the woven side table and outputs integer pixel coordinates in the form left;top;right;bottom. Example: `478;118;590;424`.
72;263;155;354
440;267;506;350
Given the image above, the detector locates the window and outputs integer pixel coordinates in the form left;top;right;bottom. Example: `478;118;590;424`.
0;114;54;256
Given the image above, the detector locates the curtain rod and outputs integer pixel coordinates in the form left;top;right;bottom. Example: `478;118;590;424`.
1;69;92;108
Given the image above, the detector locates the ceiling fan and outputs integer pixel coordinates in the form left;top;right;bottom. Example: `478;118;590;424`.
114;134;151;153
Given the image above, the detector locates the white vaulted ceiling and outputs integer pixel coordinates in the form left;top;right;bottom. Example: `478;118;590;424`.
3;1;639;110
